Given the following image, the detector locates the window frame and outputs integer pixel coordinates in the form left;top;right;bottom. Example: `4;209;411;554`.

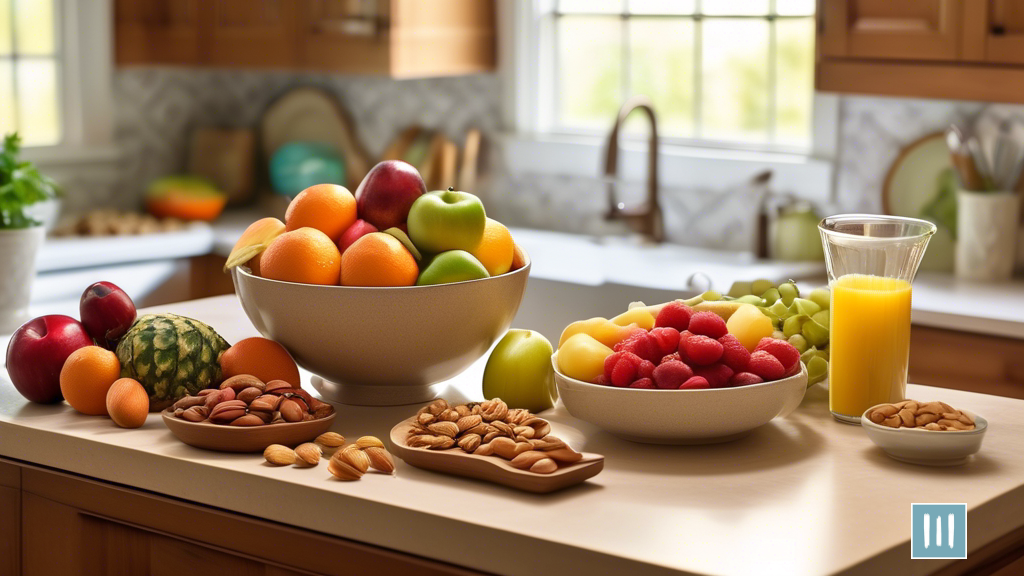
498;0;838;203
17;0;118;167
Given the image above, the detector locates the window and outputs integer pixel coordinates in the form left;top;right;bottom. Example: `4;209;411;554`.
535;0;817;152
0;0;62;146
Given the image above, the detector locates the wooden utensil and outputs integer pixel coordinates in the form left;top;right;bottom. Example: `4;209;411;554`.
458;128;481;192
162;410;336;453
388;416;604;494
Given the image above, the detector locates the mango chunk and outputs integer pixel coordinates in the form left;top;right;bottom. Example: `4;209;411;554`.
556;334;613;383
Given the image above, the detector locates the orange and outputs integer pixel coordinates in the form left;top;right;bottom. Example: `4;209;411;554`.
260;227;342;285
470;218;515;276
60;346;122;416
285;184;357;242
105;378;150;428
341;232;418;287
220;337;302;388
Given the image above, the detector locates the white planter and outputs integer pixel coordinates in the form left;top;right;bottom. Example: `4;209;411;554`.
0;226;45;333
955;190;1021;282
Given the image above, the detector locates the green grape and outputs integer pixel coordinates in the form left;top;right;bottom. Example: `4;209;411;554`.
778;282;799;306
801;347;828;363
760;308;780;326
802;319;830;347
788;333;809;353
772;330;786;340
809;287;830;310
768;299;790;319
751;279;775;296
811;309;830;328
728;281;752;298
782;314;809;338
701;290;722;302
735;294;765;306
792;298;822;317
806;356;828;386
762;288;780;306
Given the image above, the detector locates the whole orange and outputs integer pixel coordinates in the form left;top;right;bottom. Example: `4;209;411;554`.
470;218;515;276
341;232;418;287
60;346;122;416
285;184;357;242
220;337;301;388
260;227;342;285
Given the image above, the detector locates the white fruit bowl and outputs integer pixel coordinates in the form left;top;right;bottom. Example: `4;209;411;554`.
552;352;808;444
860;406;988;466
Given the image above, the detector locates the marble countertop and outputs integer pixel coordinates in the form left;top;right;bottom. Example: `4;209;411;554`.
2;295;1024;576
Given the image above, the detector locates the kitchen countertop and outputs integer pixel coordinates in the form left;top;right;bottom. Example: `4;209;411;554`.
2;295;1024;576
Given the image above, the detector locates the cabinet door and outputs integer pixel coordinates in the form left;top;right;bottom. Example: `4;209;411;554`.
203;0;301;67
115;0;202;65
820;0;961;60
962;0;1024;64
301;0;392;74
0;461;19;576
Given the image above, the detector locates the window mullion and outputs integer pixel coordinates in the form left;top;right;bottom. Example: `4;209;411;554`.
621;10;629;107
693;0;703;139
768;0;777;143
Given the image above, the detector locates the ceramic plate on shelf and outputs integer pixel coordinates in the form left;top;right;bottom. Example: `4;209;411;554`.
162;410;336;453
388;417;604;494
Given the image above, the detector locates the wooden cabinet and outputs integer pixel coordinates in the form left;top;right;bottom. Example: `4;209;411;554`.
115;0;496;78
910;325;1024;400
0;461;20;576
817;0;1024;103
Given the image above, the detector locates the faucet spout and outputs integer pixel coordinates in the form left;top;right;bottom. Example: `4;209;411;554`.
603;95;663;243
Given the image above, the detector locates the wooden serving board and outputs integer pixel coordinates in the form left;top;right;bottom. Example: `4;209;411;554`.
388;417;604;494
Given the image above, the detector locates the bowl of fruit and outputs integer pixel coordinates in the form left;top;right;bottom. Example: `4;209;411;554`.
551;283;822;444
227;161;530;406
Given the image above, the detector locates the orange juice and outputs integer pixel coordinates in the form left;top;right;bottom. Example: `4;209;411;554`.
829;274;912;421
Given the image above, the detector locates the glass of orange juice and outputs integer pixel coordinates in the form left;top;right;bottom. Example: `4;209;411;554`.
819;215;936;424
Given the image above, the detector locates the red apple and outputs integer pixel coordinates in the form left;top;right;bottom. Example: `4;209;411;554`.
6;315;94;403
354;160;426;230
80;281;137;349
338;219;378;254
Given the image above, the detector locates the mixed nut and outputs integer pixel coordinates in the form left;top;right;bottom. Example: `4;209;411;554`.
170;374;335;426
867;400;977;431
264;433;396;482
406;398;582;474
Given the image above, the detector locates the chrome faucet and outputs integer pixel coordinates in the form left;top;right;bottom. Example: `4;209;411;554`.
603;95;664;243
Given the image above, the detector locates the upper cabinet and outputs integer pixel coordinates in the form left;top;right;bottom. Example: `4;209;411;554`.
817;0;1024;103
115;0;496;78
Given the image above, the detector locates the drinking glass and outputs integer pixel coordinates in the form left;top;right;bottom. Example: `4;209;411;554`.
819;215;936;424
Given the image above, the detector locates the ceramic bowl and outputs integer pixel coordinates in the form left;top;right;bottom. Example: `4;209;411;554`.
232;248;530;406
861;406;988;466
552;352;808;444
161;410;337;453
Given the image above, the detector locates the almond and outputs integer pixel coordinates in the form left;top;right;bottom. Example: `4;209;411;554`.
279;398;305;422
328;454;363;481
230;414;265;427
315;432;345;448
338;446;370;473
236;386;263;405
355;436;385;450
264;444;296;466
220;374;265;393
295;443;322;466
365;447;395;474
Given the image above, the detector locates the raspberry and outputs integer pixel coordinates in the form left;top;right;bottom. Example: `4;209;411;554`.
650;327;681;356
687;311;728;339
754;337;801;372
638;359;656;380
683;335;724;366
629;378;656;389
660;352;681;365
604;351;643;387
679;376;710;390
652;360;693;389
693;363;734;388
676;330;694;362
730;372;764;387
614;330;661;363
747;350;785;381
719;334;751;372
783;360;801;378
594;375;609;386
655;302;693;331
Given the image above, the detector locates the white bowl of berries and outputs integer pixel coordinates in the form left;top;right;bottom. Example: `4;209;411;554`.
552;302;808;444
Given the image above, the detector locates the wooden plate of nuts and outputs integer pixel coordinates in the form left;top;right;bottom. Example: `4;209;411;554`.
860;400;989;467
388;398;604;494
161;375;337;453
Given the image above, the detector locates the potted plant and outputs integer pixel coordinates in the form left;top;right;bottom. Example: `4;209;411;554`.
0;133;59;332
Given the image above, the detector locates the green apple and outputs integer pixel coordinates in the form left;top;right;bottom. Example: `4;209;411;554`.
416;250;489;286
383;227;422;261
407;187;486;253
483;329;556;413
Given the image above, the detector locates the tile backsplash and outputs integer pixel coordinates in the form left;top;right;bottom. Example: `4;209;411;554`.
55;68;1024;248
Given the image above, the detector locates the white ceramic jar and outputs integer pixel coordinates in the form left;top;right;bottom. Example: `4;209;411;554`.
955;190;1021;282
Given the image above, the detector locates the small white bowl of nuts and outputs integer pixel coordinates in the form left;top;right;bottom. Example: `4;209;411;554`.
861;400;988;466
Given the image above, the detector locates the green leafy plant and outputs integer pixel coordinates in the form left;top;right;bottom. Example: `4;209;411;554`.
0;133;59;229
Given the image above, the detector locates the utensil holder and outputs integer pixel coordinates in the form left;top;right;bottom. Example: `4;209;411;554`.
955;190;1021;281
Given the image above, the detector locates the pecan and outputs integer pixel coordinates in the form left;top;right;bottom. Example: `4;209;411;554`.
219;374;265;393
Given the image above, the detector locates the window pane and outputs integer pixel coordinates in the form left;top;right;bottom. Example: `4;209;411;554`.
15;59;59;145
0;0;11;55
0;60;14;136
557;15;623;130
701;0;769;16
629;18;694;137
776;0;815;16
559;0;623;14
14;0;55;55
701;19;769;142
774;18;814;146
628;0;695;14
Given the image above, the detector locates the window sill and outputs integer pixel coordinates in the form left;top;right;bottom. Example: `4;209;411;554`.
498;132;835;203
22;145;121;169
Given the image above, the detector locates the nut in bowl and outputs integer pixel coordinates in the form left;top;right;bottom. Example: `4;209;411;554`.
861;400;988;467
